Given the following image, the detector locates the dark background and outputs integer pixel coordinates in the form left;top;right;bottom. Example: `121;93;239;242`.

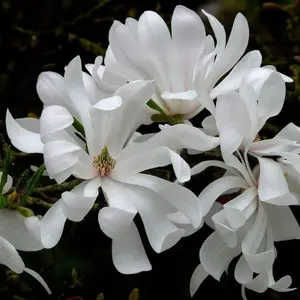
1;0;300;299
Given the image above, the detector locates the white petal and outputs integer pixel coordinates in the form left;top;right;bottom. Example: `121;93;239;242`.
212;210;238;247
265;205;300;241
202;10;226;57
113;146;190;183
93;95;122;110
0;173;13;194
0;236;25;273
249;138;297;156
102;177;137;213
171;5;205;91
234;256;253;285
258;71;286;126
6;110;43;153
138;11;171;86
219;123;244;154
43;140;81;180
210;50;262;99
98;207;151;274
244;272;269;293
276;122;300;140
241;204;275;273
190;264;209;297
116;173;202;229
40;105;73;137
258;157;297;205
205;13;249;89
121;183;185;252
119;124;219;161
216;91;251;145
24;267;51;294
161;90;197;101
108;80;155;153
37;71;68;107
103;178;184;252
0;210;43;251
201;115;218;136
61;179;100;222
200;232;240;281
198;176;248;217
64;56;95;154
191;160;239;176
270;275;294;292
39;201;67;248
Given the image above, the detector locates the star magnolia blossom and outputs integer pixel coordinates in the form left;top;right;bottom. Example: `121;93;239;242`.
0;172;50;294
104;5;292;120
5;56;220;274
189;154;300;298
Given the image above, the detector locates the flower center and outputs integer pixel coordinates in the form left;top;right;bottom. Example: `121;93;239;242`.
93;146;116;176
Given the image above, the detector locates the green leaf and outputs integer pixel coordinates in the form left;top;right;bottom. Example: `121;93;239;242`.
0;146;12;195
25;164;46;196
147;99;166;115
0;195;6;209
73;118;85;138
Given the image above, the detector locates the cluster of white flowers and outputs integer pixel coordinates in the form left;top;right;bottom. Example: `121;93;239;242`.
3;5;300;298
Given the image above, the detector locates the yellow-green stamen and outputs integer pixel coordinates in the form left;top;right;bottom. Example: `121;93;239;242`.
93;146;116;176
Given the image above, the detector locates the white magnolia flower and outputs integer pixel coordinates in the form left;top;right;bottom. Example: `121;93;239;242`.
6;56;205;274
0;172;50;294
106;5;291;119
214;70;298;171
189;153;299;298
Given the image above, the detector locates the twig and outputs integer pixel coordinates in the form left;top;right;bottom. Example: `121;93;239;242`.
34;179;83;193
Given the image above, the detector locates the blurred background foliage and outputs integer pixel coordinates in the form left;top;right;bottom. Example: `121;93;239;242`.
1;0;300;299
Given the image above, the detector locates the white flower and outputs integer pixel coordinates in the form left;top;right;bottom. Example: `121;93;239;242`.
6;56;203;274
107;5;291;119
0;172;50;294
189;151;299;297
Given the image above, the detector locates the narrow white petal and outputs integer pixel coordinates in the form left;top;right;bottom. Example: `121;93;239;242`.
0;236;25;274
40;105;73;137
98;207;151;274
37;72;68;107
266;205;300;241
200;232;240;281
202;10;226;57
190;264;209;297
276;123;300;140
0;210;43;251
0;173;13;194
43;140;81;179
205;13;249;89
244;272;269;293
113;146;190;183
270;275;294;292
92;95;122;111
198;176;248;216
61;178;101;222
24;267;51;294
39;201;67;248
116;173;202;228
258;71;286;126
191;160;239;176
6;110;43;153
210;50;262;99
258;157;297;205
161;90;197;101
